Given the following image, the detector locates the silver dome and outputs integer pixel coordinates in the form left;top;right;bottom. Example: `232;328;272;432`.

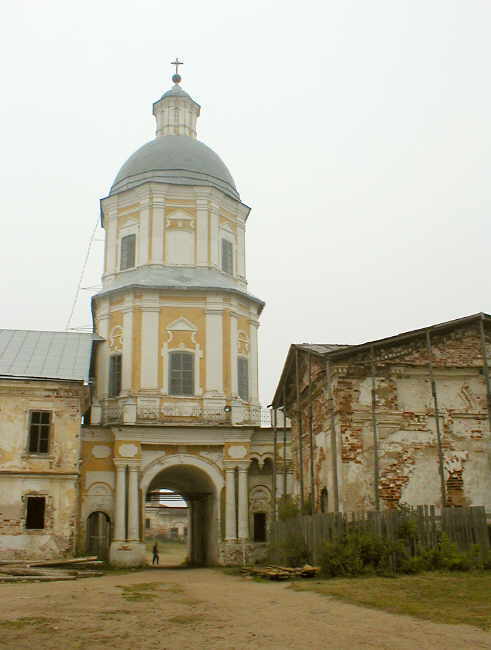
110;135;239;200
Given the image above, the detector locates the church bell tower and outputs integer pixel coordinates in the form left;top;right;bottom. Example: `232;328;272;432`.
91;66;264;427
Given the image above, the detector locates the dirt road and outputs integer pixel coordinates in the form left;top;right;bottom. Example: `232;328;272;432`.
0;568;490;650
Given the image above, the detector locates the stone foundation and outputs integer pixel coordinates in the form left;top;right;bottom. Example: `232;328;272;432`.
218;540;269;565
109;541;146;567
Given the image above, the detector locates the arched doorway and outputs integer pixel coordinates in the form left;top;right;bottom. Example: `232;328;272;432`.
142;455;223;566
86;511;111;560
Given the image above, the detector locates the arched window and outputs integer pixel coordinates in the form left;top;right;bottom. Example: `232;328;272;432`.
108;354;122;397
120;234;136;270
169;351;194;395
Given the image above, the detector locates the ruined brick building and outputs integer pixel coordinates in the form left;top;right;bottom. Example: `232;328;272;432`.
272;314;491;514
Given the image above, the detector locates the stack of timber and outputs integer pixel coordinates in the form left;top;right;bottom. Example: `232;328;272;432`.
0;556;104;582
240;564;320;580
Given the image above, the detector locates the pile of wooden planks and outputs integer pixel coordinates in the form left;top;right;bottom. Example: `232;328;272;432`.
240;564;320;580
0;556;105;582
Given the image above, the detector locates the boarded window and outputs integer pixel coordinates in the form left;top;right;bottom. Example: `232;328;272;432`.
25;496;46;529
253;512;266;542
169;351;194;395
221;239;233;275
120;234;136;270
28;411;51;454
108;355;122;397
238;357;249;401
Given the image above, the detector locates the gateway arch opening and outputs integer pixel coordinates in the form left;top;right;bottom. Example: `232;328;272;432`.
145;463;219;566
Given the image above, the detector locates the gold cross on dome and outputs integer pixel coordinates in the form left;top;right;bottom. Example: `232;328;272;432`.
171;58;183;75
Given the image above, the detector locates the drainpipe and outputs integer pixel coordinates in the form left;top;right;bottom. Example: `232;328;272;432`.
370;346;380;511
478;314;491;432
326;359;339;513
295;347;305;511
425;329;447;507
308;351;315;514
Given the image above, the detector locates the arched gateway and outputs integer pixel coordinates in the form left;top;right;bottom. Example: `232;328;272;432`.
78;66;292;566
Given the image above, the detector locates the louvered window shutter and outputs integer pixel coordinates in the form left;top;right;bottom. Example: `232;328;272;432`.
221;239;233;275
238;357;249;401
120;234;136;270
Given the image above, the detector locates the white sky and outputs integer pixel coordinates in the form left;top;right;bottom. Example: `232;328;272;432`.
1;0;490;406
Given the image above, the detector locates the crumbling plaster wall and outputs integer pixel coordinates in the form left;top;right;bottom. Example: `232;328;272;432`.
0;380;86;559
288;326;491;513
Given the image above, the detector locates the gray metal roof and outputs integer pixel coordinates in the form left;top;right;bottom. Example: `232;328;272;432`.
96;267;265;312
110;135;239;200
297;343;350;355
0;330;100;382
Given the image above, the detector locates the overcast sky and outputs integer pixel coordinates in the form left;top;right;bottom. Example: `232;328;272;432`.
1;0;490;405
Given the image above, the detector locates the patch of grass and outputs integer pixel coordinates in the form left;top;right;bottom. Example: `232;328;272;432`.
290;572;491;630
161;582;184;594
0;616;56;631
117;582;162;601
167;615;202;625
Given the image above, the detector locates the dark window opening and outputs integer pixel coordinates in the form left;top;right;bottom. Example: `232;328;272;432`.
28;411;51;454
238;357;249;401
221;239;233;275
170;527;178;539
320;487;328;513
145;518;151;529
120;234;136;270
25;496;46;529
253;512;267;542
108;355;122;397
169;351;194;395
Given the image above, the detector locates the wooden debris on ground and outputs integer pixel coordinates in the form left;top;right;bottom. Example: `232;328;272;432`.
0;556;105;582
240;564;320;580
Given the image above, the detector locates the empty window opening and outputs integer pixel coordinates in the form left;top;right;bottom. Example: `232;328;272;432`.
221;239;233;275
320;487;328;513
28;411;51;454
108;354;122;397
253;512;266;542
120;234;136;270
238;357;249;401
145;518;151;529
25;496;46;529
169;351;194;395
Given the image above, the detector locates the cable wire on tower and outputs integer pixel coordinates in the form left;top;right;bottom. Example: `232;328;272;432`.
65;216;101;331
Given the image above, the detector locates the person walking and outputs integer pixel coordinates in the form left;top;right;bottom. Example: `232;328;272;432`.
152;542;159;565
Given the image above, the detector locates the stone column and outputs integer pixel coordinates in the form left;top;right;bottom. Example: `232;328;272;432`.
209;203;219;268
127;465;140;542
205;298;223;395
114;463;127;541
238;465;249;540
139;196;151;265
140;301;160;391
248;319;259;404
225;467;236;540
230;312;238;397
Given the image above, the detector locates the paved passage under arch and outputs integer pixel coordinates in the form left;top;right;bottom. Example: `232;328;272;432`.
143;454;223;565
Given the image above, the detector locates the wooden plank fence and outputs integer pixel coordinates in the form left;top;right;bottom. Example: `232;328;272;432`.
269;506;489;565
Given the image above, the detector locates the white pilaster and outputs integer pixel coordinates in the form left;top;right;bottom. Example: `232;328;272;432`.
249;319;259;404
238;465;249;540
237;224;245;278
151;196;165;264
140;302;160;390
205;300;223;394
230;313;238;397
127;465;140;541
139;198;150;265
114;463;126;541
196;198;209;266
225;467;236;540
106;209;118;274
209;203;219;268
122;301;133;394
